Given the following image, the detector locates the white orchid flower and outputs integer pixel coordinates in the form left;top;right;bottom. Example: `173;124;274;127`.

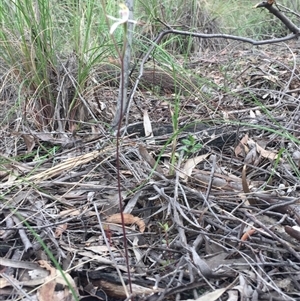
107;3;137;34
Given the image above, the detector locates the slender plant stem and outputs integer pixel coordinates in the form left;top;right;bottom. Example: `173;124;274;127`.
115;21;133;295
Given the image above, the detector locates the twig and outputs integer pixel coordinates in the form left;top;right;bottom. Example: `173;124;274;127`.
243;210;300;261
254;1;300;34
93;203;130;298
12;215;33;251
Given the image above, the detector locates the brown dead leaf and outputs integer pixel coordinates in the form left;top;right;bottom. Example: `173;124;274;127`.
193;170;243;191
242;165;258;206
179;154;209;181
262;74;279;84
0;165;10;179
106;213;145;233
0;277;9;289
37;260;77;301
255;143;280;161
60;209;87;217
96;279;158;299
37;261;56;301
54;223;68;238
285;226;300;242
244;144;260;165
235;134;249;157
21;134;36;153
85;245;116;253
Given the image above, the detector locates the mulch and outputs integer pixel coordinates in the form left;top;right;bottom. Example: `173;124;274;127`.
1;41;300;301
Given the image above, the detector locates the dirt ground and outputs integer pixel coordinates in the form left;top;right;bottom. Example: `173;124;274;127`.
1;41;300;301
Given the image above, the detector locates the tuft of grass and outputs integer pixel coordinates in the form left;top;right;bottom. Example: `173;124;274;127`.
0;0;117;131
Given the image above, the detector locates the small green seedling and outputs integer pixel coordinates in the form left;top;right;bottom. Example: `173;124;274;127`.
158;222;170;246
158;222;170;233
181;134;202;156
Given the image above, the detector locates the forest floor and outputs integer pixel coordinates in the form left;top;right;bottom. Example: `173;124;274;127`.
1;40;300;301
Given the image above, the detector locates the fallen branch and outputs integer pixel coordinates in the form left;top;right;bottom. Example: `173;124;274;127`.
254;1;300;34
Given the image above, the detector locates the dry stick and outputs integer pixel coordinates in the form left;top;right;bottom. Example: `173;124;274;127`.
279;43;297;94
271;247;300;291
0;212;91;231
200;154;225;225
0;273;33;300
255;1;300;34
173;151;188;246
205;154;216;201
153;185;201;229
1;213;15;239
11;215;33;252
93;203;130;299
